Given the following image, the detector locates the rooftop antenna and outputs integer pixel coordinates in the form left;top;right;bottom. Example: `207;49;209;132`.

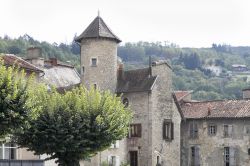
98;10;100;17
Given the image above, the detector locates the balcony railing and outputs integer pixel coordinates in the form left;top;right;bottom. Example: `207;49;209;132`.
0;159;44;166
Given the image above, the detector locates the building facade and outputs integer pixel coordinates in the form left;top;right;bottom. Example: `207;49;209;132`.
2;15;250;166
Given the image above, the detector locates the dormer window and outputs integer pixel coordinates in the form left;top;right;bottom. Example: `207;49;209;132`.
91;58;97;67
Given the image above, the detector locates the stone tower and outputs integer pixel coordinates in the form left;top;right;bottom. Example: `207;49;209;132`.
75;15;121;92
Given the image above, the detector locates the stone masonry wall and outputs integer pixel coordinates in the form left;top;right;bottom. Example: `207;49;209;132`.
182;119;250;166
151;64;182;166
81;38;117;93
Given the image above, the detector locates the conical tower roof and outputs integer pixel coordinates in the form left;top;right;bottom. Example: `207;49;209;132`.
75;16;121;43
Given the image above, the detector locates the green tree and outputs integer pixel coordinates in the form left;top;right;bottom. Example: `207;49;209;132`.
15;87;132;166
0;58;31;138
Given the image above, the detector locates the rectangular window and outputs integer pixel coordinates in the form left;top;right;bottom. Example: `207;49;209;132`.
190;121;198;139
224;147;236;166
110;140;119;149
129;124;142;138
224;125;233;137
208;124;217;136
190;146;200;166
91;58;97;66
163;120;174;141
0;143;17;159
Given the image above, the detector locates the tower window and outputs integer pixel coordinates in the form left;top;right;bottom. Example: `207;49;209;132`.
91;58;97;67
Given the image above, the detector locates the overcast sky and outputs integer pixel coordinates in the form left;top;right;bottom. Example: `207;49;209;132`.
0;0;249;47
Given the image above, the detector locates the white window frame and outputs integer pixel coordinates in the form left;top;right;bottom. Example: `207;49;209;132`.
0;143;17;159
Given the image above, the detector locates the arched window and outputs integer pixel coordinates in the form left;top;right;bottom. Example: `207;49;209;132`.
123;98;129;108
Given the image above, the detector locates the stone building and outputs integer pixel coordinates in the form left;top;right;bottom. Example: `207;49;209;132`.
75;15;182;166
76;15;250;166
2;14;250;166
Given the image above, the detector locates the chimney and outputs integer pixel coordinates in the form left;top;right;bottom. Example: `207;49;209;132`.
50;58;57;66
117;63;124;80
27;47;42;59
26;47;44;67
207;107;211;116
242;88;250;99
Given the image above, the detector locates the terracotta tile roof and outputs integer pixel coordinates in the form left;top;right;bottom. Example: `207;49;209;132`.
174;91;192;101
180;100;250;119
116;68;157;93
75;16;121;43
1;54;43;73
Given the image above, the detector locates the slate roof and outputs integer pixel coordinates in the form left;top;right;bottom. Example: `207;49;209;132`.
43;66;80;88
180;100;250;119
116;68;157;93
1;54;43;73
75;16;121;43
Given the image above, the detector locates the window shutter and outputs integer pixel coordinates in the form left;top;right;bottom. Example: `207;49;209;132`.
195;146;200;166
115;141;119;148
163;121;166;139
115;156;120;166
229;147;236;166
107;155;112;165
190;122;194;138
194;123;198;138
171;122;174;140
138;124;142;137
228;125;233;137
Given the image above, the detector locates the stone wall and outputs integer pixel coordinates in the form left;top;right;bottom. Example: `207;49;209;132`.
151;63;182;166
181;119;250;166
80;38;117;93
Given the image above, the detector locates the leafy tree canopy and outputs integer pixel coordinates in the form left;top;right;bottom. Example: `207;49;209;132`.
0;58;32;139
15;87;132;166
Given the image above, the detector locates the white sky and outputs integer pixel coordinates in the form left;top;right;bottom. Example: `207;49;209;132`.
0;0;250;47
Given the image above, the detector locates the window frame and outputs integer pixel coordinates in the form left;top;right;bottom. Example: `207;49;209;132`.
163;119;174;141
91;58;97;67
0;143;17;160
208;123;217;136
129;124;142;138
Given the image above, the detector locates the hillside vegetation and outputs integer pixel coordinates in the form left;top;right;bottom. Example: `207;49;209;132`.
1;35;250;100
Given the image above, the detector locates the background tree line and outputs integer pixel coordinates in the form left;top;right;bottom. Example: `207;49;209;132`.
1;35;250;100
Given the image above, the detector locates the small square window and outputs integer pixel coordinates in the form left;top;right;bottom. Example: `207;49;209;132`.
91;58;97;66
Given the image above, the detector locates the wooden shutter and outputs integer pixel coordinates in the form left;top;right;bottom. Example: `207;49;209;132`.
163;121;167;139
194;146;200;166
137;124;142;137
194;123;198;138
115;156;120;166
228;125;233;137
229;147;236;166
171;122;174;140
190;122;194;138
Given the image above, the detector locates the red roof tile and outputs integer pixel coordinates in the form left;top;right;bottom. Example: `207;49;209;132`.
2;54;43;73
174;91;192;101
180;100;250;119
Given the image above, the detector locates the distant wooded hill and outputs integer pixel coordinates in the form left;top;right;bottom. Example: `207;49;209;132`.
1;34;250;100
